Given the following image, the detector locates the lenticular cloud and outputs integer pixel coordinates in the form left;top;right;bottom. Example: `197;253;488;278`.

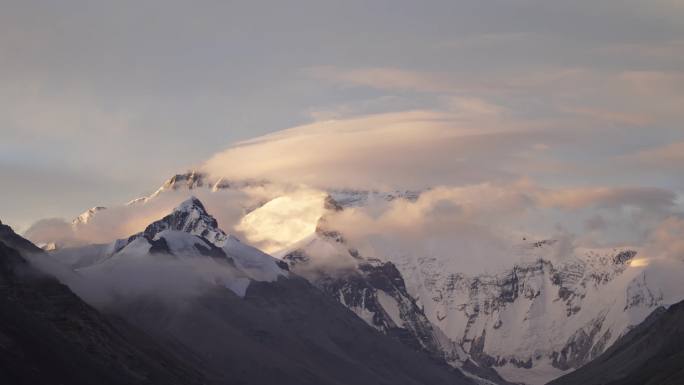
200;110;540;190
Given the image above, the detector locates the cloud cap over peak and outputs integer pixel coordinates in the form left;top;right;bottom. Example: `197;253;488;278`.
201;110;547;190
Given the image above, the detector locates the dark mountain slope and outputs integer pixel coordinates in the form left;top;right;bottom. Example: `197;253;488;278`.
0;220;42;254
548;299;684;385
0;223;206;385
114;262;475;385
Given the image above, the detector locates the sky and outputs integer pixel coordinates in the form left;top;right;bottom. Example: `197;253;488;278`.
1;0;684;232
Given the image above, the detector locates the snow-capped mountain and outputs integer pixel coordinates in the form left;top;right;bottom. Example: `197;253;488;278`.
127;171;271;205
280;216;512;385
282;227;449;358
381;239;684;385
42;197;476;385
549;298;684;385
327;188;421;207
52;196;287;297
299;229;681;385
274;193;684;384
135;196;228;246
57;170;684;385
128;171;422;208
72;206;107;226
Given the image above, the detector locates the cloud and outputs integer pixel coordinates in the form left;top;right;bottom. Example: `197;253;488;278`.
642;216;684;262
0;83;132;139
594;39;684;61
26;247;246;308
317;183;572;274
447;96;506;117
236;187;328;253
307;66;455;93
633;141;684;168
201;109;548;191
22;174;683;278
23;188;262;247
537;187;676;211
23;218;79;247
307;65;684;130
312;182;682;270
559;106;652;126
20;95;683;277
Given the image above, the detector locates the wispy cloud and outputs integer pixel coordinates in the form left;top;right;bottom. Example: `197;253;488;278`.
634;141;684;166
537;187;676;211
308;66;456;93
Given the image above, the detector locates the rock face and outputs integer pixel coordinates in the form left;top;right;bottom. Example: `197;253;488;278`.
279;201;680;384
0;223;206;385
284;243;449;360
55;197;288;297
391;243;652;370
72;206;107;226
327;188;422;207
281;221;517;385
127;170;423;207
126;171;270;205
135;196;228;247
549;299;684;385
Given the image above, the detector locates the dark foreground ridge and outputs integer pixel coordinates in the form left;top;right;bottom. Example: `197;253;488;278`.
0;222;206;385
548;299;684;385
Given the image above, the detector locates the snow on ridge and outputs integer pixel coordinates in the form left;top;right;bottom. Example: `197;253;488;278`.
72;206;107;226
53;196;289;298
174;196;206;213
379;242;683;384
139;195;229;247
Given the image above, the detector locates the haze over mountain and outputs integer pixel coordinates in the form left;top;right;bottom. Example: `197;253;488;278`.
0;221;208;385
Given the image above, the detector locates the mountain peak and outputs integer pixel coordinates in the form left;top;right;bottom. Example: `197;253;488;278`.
163;171;207;191
175;196;206;213
72;206;107;226
141;197;227;246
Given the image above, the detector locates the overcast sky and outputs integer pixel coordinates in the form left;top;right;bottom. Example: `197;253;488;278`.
2;0;683;231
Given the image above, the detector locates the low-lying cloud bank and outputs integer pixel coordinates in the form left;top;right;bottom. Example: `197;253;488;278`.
315;182;682;273
23;111;684;273
24;187;277;248
24;179;683;274
26;251;237;307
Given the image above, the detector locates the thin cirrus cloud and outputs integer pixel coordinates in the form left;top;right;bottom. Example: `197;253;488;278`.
309;65;684;123
307;66;456;94
633;141;684;167
537;187;677;211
